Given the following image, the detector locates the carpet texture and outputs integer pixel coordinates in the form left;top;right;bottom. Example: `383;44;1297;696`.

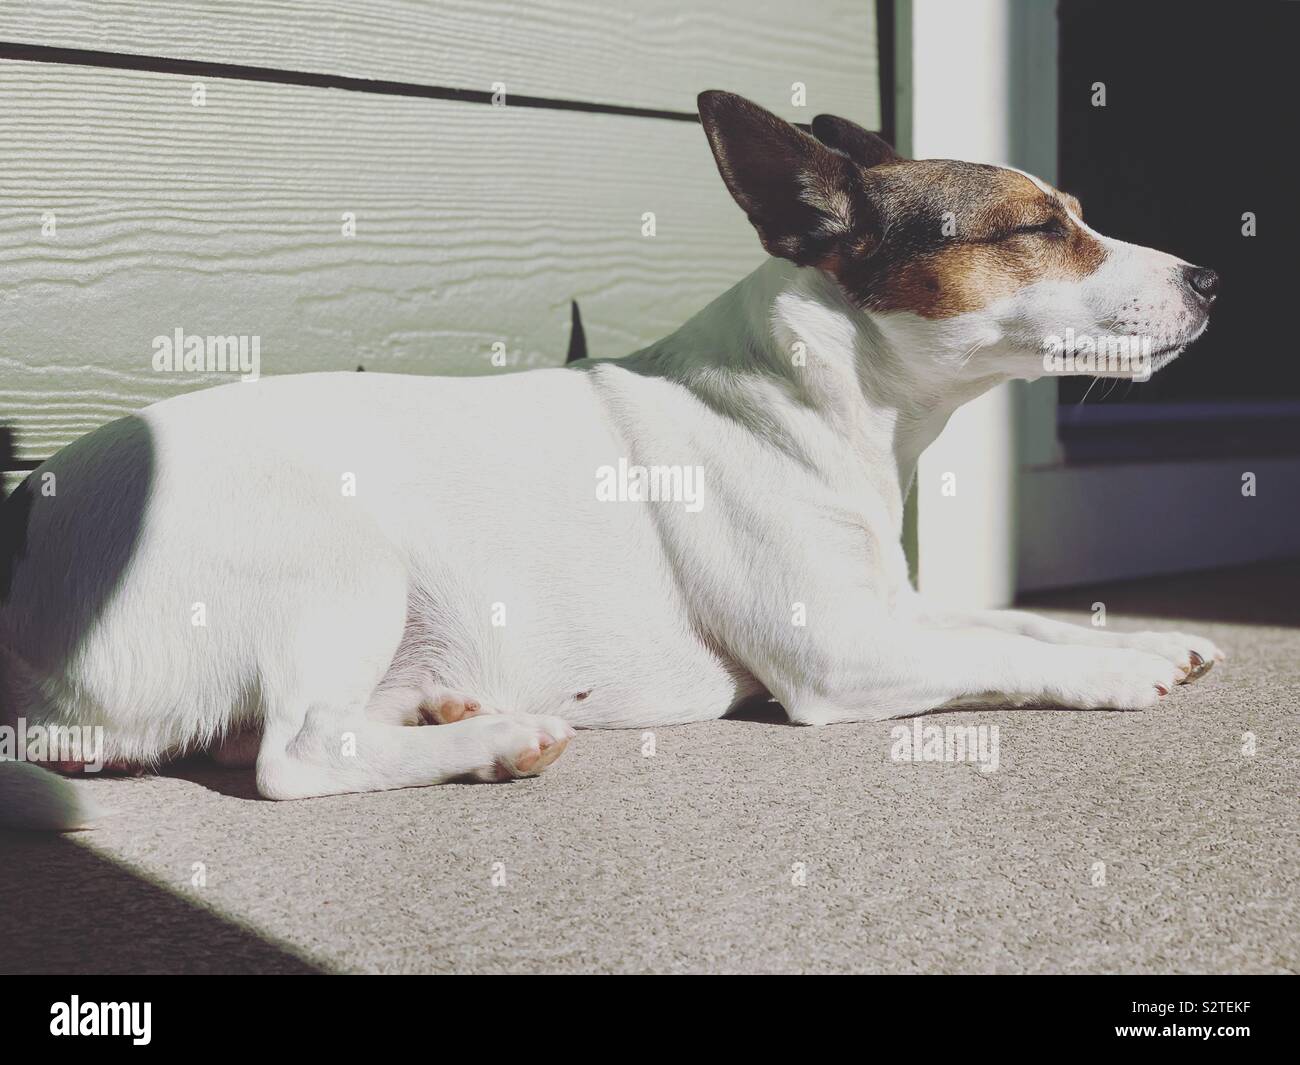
2;562;1296;974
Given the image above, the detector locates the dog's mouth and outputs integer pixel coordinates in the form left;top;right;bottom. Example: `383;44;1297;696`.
1036;329;1201;381
1080;311;1210;380
1147;313;1211;372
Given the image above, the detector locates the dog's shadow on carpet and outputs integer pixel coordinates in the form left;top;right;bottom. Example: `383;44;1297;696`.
725;695;789;724
162;757;263;801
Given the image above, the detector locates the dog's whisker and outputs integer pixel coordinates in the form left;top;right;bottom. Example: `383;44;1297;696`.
957;340;985;368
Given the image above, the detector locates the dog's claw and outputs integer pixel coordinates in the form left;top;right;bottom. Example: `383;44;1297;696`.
1181;651;1215;683
1155;683;1169;696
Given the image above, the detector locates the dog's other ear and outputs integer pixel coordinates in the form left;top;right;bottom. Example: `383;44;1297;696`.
697;90;877;268
809;114;902;169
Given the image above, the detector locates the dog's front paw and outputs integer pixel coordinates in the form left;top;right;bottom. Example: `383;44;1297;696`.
1052;649;1183;710
462;714;576;781
1120;632;1225;684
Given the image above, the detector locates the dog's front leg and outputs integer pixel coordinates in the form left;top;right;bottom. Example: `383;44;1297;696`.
772;622;1187;725
907;602;1224;684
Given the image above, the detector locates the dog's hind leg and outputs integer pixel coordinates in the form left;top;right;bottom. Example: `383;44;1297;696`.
249;561;572;800
256;708;574;798
365;680;501;726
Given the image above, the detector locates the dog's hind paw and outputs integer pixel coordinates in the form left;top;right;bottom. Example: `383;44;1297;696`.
419;688;493;725
464;714;575;781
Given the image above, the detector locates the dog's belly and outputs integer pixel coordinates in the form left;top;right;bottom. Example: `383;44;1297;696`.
373;384;758;725
394;542;757;728
346;369;761;726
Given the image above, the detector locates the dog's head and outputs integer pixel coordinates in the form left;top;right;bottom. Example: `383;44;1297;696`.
697;90;1217;384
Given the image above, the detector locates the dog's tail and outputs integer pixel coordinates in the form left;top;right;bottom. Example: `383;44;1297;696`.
0;760;108;831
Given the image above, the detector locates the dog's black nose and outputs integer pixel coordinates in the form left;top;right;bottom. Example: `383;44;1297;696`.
1183;265;1220;303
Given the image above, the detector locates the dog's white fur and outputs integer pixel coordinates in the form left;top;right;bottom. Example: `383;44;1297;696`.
0;104;1221;827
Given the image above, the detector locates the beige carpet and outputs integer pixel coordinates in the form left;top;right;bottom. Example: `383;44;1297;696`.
2;561;1297;974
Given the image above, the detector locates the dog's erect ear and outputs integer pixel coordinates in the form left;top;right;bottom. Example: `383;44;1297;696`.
697;90;877;268
809;114;902;169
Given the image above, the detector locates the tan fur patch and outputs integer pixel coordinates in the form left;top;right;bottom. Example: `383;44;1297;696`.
874;222;1106;318
836;163;1105;319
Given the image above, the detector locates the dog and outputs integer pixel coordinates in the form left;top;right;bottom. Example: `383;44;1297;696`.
0;90;1222;828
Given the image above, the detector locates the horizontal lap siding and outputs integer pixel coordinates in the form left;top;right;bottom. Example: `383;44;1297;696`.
0;3;879;467
0;64;759;462
0;0;879;124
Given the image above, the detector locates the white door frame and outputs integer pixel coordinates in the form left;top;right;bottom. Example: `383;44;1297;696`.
907;0;1057;608
904;0;1299;602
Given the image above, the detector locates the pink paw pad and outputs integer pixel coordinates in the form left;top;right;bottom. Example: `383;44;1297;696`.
420;693;483;725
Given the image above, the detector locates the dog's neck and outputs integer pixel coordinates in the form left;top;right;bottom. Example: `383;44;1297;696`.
622;257;1005;530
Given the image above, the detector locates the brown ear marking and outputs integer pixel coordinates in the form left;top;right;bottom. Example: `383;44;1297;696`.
697;90;880;269
810;114;903;169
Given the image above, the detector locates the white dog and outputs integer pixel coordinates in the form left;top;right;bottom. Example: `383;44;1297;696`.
0;91;1222;828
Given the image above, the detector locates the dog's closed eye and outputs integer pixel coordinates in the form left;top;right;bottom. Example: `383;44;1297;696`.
1011;217;1067;238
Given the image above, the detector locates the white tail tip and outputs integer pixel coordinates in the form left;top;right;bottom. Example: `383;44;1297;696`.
0;760;109;831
